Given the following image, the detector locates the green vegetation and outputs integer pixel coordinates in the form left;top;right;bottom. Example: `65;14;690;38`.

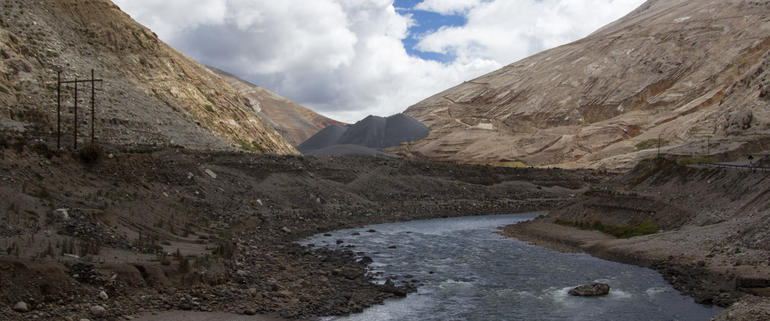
204;104;215;113
555;219;659;238
677;157;718;165
234;137;267;153
76;143;103;164
635;138;666;151
487;161;529;168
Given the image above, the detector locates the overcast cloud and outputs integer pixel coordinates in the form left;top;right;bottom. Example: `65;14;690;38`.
113;0;644;123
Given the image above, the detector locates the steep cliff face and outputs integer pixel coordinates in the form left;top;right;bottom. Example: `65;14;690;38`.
208;67;344;146
405;0;770;168
0;0;297;154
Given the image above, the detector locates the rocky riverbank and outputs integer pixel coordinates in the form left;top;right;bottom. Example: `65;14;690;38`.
0;140;604;320
502;157;770;320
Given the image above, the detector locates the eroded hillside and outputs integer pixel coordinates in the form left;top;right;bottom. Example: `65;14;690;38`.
405;0;770;168
0;0;297;154
209;66;344;146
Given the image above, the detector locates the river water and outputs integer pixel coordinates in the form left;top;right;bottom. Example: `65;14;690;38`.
301;213;722;321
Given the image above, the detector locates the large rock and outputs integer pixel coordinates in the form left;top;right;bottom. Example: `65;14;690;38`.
568;283;610;297
90;305;106;317
12;301;29;312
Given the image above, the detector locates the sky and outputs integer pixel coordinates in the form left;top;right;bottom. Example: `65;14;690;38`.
112;0;645;123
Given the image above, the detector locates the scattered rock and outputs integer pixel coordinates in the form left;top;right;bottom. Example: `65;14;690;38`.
13;301;29;313
568;283;610;297
204;168;217;179
281;227;292;233
90;305;106;317
382;279;409;297
98;290;109;300
55;208;70;220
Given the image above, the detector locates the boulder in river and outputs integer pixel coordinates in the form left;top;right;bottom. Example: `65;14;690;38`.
568;283;610;297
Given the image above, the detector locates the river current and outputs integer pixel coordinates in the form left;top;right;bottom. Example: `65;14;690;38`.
301;213;722;321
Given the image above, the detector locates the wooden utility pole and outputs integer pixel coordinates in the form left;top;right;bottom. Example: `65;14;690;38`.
91;69;95;144
74;77;78;150
56;71;61;150
56;70;103;150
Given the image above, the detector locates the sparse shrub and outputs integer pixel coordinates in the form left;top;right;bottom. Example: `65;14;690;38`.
555;219;659;238
31;142;55;159
212;241;235;260
76;143;103;164
204;104;215;113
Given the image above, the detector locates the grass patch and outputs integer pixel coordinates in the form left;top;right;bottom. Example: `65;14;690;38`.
486;161;529;168
554;219;659;238
677;157;718;165
76;143;103;164
234;137;266;153
635;138;667;151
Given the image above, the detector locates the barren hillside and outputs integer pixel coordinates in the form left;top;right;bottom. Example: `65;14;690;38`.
209;66;344;146
405;0;770;168
0;0;297;154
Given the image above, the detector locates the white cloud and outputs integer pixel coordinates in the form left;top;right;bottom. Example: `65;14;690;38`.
414;0;484;15
112;0;644;123
416;0;645;64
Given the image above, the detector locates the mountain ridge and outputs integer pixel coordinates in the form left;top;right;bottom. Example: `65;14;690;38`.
404;0;770;168
207;66;344;146
0;0;297;154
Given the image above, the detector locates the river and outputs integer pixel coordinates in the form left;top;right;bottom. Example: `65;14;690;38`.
301;213;722;321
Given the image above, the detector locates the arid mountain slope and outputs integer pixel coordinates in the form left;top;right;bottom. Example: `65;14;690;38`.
0;0;296;154
405;0;770;168
208;66;344;146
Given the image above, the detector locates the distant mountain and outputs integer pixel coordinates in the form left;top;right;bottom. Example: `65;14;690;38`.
405;0;770;168
298;114;429;156
208;67;344;146
0;0;296;154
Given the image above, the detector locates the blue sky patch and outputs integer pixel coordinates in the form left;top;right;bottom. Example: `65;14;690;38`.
395;0;467;63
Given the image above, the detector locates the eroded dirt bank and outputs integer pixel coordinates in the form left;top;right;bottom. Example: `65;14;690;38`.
0;140;604;320
502;158;770;319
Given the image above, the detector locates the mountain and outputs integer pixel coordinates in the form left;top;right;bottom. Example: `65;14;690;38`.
404;0;770;168
208;66;344;146
0;0;296;154
297;114;429;156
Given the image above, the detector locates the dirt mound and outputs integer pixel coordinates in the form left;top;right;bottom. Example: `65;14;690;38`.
297;125;348;153
297;114;429;155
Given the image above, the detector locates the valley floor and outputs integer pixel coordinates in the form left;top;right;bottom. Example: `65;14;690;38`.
0;139;767;320
0;140;594;320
